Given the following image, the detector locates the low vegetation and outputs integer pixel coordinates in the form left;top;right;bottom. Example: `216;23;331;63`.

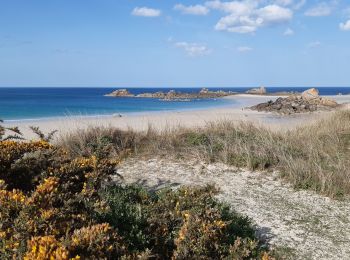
1;110;348;258
61;110;350;197
0;121;271;259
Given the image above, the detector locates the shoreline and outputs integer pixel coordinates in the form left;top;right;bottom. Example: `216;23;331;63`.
3;93;350;123
4;94;350;140
2;94;284;123
2;100;236;123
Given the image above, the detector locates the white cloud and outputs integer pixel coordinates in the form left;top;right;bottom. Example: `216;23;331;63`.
284;27;294;35
308;41;321;48
206;1;293;34
131;7;161;17
237;46;253;52
174;4;209;15
340;20;350;31
215;14;261;33
304;2;333;17
257;5;293;24
175;42;211;57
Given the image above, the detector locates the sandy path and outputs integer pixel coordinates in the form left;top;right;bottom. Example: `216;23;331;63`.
115;158;350;260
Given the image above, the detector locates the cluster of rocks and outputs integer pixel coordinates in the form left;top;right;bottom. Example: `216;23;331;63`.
250;88;339;114
105;89;134;97
105;88;235;101
245;86;267;95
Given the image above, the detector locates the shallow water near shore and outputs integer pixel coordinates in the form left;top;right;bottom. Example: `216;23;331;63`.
1;87;350;121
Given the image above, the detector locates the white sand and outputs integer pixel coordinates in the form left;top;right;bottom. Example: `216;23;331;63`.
4;94;350;140
117;158;350;259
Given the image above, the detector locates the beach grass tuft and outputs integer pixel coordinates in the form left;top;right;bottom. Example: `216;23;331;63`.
59;110;350;197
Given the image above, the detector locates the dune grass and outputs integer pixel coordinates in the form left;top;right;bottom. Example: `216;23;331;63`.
60;110;350;197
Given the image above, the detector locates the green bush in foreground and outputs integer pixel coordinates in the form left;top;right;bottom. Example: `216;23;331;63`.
99;185;267;259
0;134;272;259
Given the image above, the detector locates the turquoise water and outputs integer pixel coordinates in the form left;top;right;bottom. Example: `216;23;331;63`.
0;87;349;121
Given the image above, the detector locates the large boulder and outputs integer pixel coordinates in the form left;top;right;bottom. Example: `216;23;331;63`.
302;88;319;100
320;97;338;107
246;86;267;95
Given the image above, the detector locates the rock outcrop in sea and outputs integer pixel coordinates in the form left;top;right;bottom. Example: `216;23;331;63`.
250;88;339;114
245;86;267;95
105;89;134;97
105;88;236;100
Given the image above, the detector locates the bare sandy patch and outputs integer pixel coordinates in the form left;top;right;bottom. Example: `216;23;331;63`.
116;158;350;260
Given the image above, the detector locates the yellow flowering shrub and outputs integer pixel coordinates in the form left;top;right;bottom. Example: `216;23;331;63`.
0;138;124;259
173;209;227;258
68;223;126;259
0;188;27;258
0;140;52;191
23;236;69;260
28;177;60;208
100;185;272;259
0;133;272;259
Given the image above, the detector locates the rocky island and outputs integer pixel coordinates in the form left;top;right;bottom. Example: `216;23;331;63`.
245;86;267;95
104;89;135;97
105;88;236;101
249;88;339;114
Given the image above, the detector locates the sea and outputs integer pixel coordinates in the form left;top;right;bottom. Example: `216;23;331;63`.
0;87;349;121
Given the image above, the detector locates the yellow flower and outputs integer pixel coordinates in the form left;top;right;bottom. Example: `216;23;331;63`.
0;231;6;239
24;236;69;260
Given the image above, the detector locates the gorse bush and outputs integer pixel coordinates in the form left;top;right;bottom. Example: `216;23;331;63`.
98;185;267;259
0;134;271;259
0;141;122;259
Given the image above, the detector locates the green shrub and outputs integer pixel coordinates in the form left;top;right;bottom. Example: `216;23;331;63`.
0;138;271;259
98;185;268;259
185;132;210;146
98;185;152;251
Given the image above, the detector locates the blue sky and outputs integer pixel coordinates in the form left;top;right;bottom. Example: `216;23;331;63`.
0;0;349;87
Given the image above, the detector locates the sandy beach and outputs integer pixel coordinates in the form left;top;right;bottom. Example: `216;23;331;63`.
4;94;350;140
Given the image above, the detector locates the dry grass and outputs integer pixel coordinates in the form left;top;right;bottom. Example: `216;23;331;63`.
59;110;350;197
59;126;137;159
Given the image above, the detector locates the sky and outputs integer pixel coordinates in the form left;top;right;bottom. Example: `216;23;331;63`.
0;0;350;87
